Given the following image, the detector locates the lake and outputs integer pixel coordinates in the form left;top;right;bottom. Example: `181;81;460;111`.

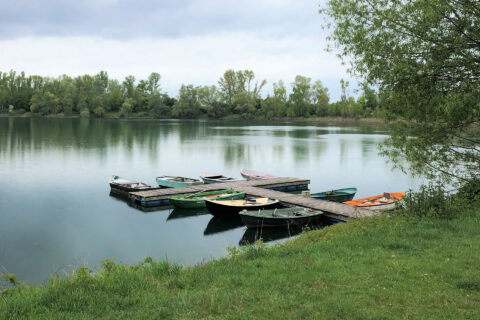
0;117;418;284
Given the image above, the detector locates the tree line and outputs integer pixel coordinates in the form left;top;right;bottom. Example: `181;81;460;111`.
0;69;382;119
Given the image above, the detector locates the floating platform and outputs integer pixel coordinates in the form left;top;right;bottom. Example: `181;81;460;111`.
129;177;377;221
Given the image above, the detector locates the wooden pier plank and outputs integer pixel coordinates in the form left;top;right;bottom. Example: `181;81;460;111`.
130;177;310;201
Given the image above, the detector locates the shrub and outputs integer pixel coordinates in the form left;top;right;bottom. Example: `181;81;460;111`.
80;108;90;118
400;184;457;218
456;178;480;202
93;106;105;117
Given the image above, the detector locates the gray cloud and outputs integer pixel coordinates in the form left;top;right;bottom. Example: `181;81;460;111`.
0;0;323;39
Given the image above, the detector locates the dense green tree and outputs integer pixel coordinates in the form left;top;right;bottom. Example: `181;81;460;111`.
120;97;134;117
233;91;256;119
311;80;330;116
30;91;60;115
218;70;266;115
150;93;170;118
324;0;480;183
109;86;123;112
171;84;202;118
218;70;240;107
289;75;312;117
357;84;379;116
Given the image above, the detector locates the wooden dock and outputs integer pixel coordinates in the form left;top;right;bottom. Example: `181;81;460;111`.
129;177;377;221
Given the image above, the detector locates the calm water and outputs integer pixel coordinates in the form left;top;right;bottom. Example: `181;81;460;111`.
0;118;418;284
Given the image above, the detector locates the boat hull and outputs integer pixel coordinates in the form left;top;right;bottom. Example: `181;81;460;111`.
240;207;323;228
170;190;245;209
109;183;159;195
205;199;281;218
344;192;406;211
240;169;277;180
311;187;357;202
200;176;240;184
155;176;204;188
109;176;159;196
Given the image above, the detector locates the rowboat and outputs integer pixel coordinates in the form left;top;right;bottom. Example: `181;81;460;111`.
199;173;240;184
240;169;277;180
344;192;406;211
239;206;323;228
205;197;281;218
155;176;204;188
311;187;357;202
109;176;159;195
169;189;245;209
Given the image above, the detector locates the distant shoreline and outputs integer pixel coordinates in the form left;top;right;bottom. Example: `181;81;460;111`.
0;112;385;124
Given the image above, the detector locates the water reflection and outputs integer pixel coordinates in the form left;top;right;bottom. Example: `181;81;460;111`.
239;225;305;246
203;216;245;235
167;208;209;221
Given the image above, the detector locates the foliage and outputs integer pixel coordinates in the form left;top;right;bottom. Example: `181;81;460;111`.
79;108;90;118
399;184;459;218
93;106;105;118
323;0;480;184
457;178;480;201
171;84;202;118
0;69;384;119
120;97;134;117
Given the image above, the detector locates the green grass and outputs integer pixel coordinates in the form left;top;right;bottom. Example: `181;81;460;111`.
1;208;479;319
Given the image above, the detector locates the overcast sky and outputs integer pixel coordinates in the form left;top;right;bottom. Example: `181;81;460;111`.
0;0;357;100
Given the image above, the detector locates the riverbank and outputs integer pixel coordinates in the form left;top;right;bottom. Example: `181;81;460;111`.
2;206;479;319
0;111;385;124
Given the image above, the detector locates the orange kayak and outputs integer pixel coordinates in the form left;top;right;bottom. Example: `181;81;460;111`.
344;192;406;211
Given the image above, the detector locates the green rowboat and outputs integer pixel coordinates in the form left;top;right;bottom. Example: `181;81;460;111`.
310;187;357;202
239;206;323;228
169;189;245;209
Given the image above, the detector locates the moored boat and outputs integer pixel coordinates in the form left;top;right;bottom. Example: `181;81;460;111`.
199;173;240;184
344;192;406;211
205;197;281;218
169;189;245;209
109;176;159;195
239;206;323;228
155;176;204;188
311;187;357;202
240;169;277;180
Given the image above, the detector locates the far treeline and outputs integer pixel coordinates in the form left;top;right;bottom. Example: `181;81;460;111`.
0;70;381;119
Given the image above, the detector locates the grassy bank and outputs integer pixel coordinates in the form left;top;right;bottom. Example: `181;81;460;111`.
0;111;384;124
1;205;479;319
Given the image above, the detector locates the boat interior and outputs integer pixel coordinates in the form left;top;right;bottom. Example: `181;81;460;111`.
212;197;277;206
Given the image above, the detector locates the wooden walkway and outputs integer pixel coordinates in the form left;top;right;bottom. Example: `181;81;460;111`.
235;186;378;221
130;177;310;201
130;177;377;221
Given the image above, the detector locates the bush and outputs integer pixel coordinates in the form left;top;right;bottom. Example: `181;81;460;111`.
80;108;90;118
400;184;457;218
457;179;480;202
93;106;105;117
